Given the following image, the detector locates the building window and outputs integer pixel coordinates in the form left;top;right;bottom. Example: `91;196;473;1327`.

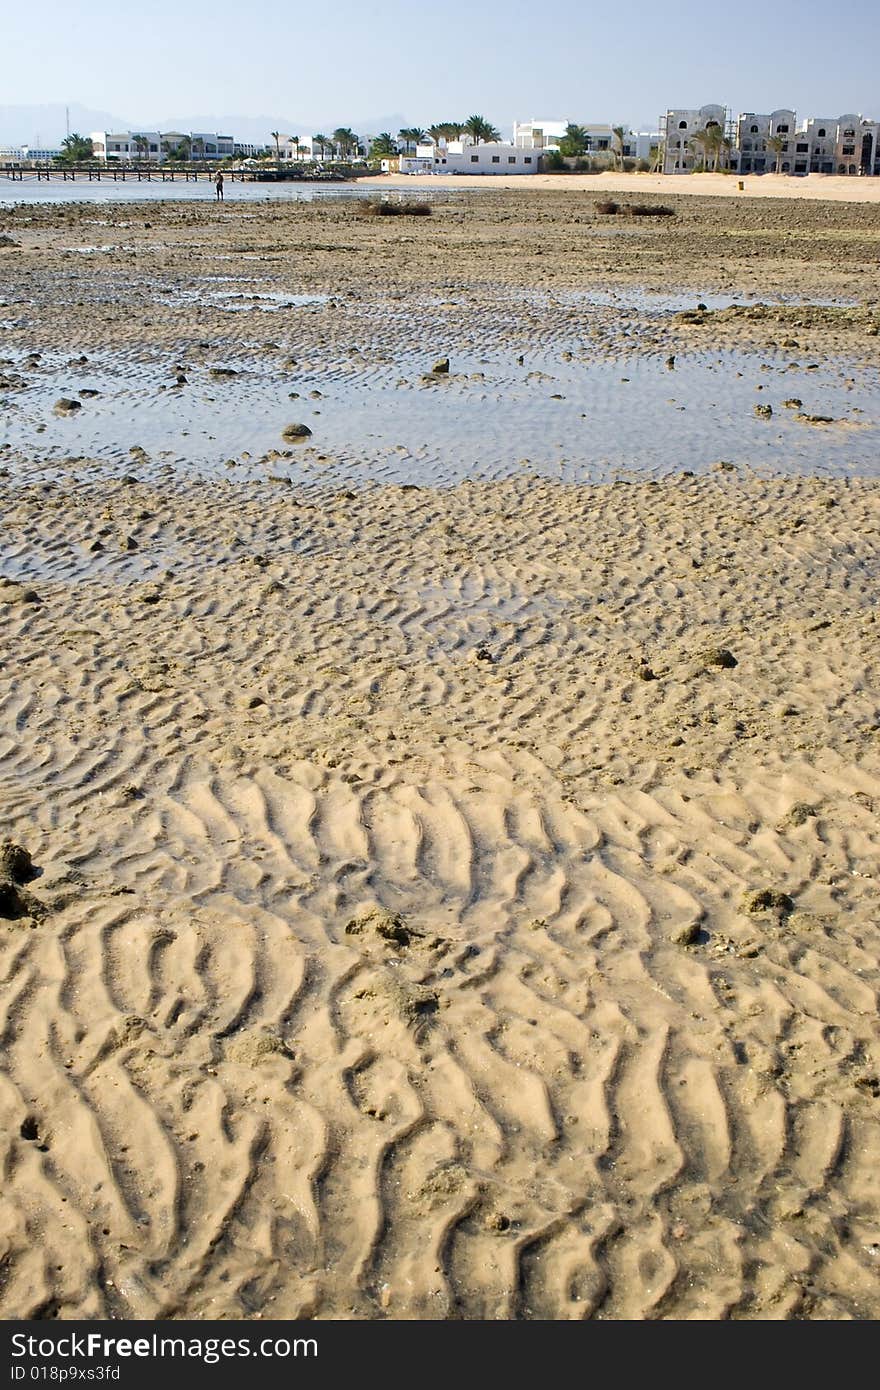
491;155;500;163
778;124;789;133
471;154;479;162
796;143;808;153
750;124;759;133
817;128;826;137
842;145;855;155
524;156;532;164
508;155;516;163
742;140;751;151
843;129;854;137
678;120;687;129
782;162;790;172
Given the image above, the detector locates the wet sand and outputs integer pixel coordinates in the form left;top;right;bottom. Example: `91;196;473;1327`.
1;191;880;1320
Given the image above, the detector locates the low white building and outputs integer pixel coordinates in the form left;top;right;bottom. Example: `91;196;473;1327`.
414;137;538;173
276;135;320;161
512;119;569;149
513;119;656;162
90;130;235;162
0;144;63;163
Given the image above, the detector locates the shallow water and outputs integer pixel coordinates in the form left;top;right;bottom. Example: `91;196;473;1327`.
0;178;431;207
2;323;877;489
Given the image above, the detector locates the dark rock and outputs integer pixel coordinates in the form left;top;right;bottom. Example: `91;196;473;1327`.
741;888;794;917
282;423;312;441
0;842;36;884
0;879;42;920
702;647;737;669
671;921;701;946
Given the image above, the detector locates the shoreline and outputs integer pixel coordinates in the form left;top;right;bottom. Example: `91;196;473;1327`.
360;168;880;202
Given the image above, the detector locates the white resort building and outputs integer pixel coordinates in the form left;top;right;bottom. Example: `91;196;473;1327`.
0;144;63;164
663;107;880;175
88;131;260;162
387;136;539;174
662;105;729;173
513;120;656;161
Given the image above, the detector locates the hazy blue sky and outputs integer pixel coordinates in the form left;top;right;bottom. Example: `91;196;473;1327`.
5;0;878;132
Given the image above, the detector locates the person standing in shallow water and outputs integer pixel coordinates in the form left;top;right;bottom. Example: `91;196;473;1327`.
215;170;224;201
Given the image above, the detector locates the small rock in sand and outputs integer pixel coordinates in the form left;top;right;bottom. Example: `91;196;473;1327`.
282;423;312;441
0;842;36;884
741;888;794;917
702;646;738;669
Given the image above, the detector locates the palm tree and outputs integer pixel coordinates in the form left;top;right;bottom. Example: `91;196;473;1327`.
271;130;281;162
694;122;725;171
60;133;94;163
332;127;358;159
132;134;150;163
689;128;710;171
559;123;588;156
612;125;627;170
313;133;330;160
767;134;787;174
370;132;398;161
464;115;501;145
440;122;465;142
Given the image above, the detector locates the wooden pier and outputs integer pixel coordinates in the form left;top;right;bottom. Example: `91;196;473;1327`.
1;162;352;184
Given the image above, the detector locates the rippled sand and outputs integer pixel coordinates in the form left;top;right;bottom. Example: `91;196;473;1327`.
1;192;879;1321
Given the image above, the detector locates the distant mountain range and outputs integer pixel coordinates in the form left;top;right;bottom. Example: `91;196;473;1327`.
0;103;418;147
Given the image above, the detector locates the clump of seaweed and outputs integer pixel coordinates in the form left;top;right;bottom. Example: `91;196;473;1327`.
357;200;432;217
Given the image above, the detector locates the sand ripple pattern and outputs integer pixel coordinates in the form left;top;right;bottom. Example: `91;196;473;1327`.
2;474;880;1319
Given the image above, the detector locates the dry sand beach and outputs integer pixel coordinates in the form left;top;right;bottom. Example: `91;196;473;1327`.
1;187;880;1320
363;170;880;202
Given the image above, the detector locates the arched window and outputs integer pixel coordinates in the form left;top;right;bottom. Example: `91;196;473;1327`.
678;120;687;129
817;127;826;137
843;129;854;137
750;124;759;133
706;120;719;128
